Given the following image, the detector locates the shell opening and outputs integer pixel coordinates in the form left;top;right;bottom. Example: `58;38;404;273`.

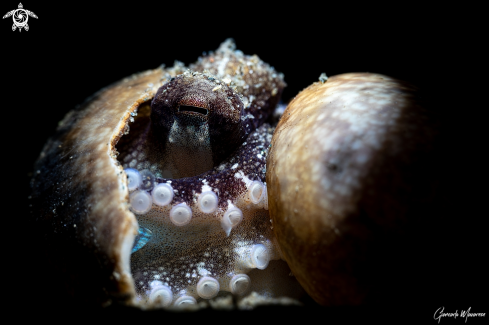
197;191;218;214
178;105;209;116
151;183;174;206
196;276;220;299
129;190;153;214
169;203;192;226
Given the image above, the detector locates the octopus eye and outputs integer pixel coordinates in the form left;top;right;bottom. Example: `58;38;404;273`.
178;105;208;116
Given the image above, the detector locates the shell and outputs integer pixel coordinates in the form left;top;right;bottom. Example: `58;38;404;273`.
267;73;438;304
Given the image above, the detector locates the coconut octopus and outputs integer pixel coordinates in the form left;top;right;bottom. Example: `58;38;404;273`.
29;39;437;309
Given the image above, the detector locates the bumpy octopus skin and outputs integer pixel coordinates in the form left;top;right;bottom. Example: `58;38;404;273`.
30;40;306;307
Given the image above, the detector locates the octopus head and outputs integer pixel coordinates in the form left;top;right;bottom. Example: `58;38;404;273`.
150;72;247;178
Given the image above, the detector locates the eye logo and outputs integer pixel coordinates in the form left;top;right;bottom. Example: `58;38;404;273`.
3;3;37;32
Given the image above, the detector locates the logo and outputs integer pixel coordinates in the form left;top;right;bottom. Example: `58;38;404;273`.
3;3;37;32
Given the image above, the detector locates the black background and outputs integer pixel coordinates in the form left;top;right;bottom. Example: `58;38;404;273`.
4;1;485;321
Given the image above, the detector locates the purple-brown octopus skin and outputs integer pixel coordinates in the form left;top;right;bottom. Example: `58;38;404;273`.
29;40;306;308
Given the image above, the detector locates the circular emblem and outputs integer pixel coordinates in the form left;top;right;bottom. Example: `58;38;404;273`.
13;9;28;28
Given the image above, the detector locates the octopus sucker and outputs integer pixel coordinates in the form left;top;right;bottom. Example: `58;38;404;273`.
30;39;439;309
